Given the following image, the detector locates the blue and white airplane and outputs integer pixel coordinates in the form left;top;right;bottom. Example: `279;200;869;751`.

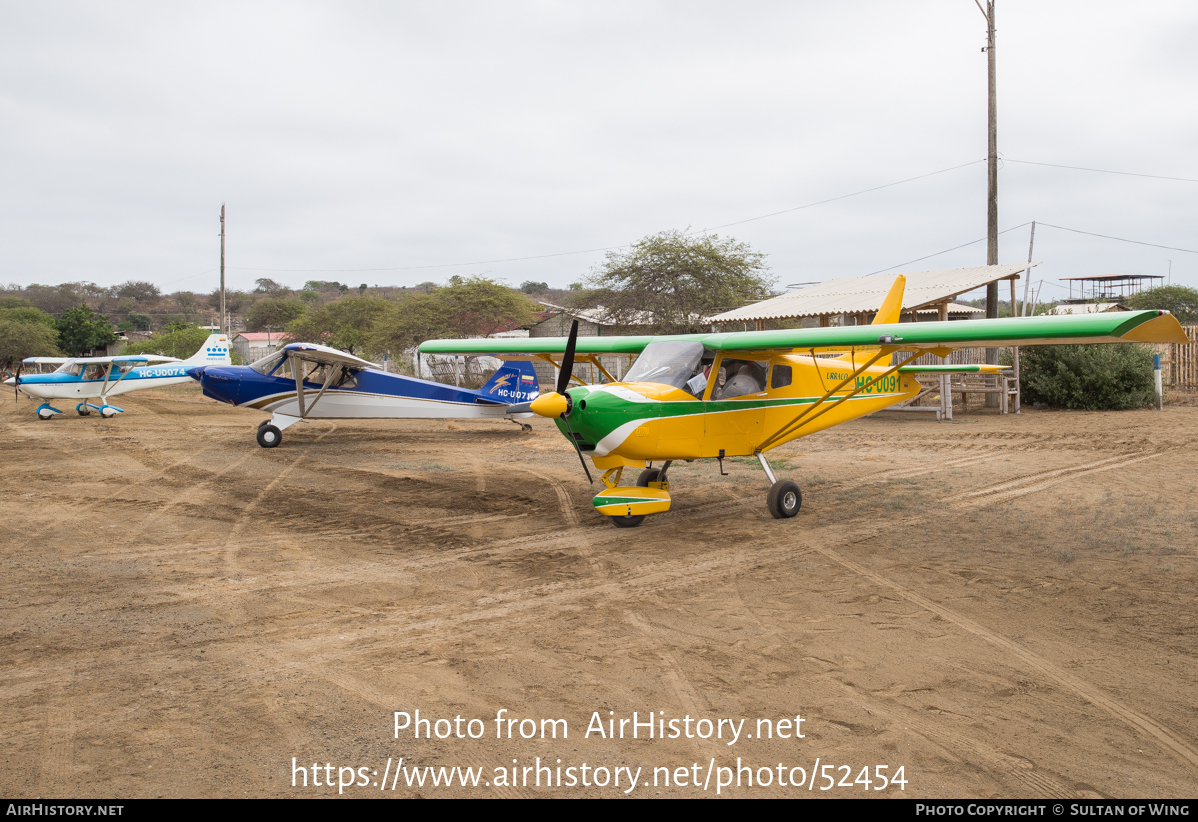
6;334;231;420
186;342;540;447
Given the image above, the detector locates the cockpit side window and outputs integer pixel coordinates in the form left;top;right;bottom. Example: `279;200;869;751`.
712;359;768;400
770;364;793;389
56;362;83;377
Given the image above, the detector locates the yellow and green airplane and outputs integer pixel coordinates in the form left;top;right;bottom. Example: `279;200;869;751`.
419;276;1186;527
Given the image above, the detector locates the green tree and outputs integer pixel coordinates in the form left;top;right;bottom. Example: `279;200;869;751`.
254;278;289;296
55;306;117;356
123;326;210;360
127;311;152;332
1125;285;1198;324
580;230;774;334
246;298;307;332
283;295;390;355
1019;344;1155;410
519;281;549;294
440;276;534;338
0;305;57;329
22;283;84;315
113;281;161;303
0;305;61;368
369;292;452;357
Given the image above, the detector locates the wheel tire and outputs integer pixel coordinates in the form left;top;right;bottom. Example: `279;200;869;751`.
258;419;270;429
767;480;802;519
100;407;115;419
38;410;53;421
257;424;282;448
636;468;660;487
611;514;646;528
77;408;90;416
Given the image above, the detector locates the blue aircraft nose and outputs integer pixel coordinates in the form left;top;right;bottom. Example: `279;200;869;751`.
185;366;206;380
196;365;243;405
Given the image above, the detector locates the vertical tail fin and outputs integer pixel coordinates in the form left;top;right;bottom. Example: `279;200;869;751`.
182;334;232;366
871;275;906;325
480;360;540;404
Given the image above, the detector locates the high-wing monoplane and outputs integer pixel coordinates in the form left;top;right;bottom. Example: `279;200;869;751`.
187;342;540;447
419;276;1187;527
6;333;231;419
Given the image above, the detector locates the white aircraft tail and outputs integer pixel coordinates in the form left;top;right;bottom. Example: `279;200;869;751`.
181;334;233;366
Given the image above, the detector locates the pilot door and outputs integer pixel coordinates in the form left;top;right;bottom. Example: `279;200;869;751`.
703;353;769;456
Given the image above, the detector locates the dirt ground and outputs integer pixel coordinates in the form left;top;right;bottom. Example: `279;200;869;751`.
2;382;1196;799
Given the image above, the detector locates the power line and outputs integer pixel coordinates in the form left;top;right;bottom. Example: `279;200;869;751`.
230;159;987;274
866;222;1033;275
1003;159;1198;184
1037;223;1198;255
699;159;986;233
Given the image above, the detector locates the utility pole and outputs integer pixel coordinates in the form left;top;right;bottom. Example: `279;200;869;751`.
976;0;1000;405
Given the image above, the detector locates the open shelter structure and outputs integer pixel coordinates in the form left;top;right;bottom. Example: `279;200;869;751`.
708;264;1035;330
709;264;1039;419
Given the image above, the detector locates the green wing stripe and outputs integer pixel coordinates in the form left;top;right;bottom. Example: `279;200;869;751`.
419;311;1178;356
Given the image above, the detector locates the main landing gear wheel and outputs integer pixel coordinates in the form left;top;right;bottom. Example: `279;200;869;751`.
77;407;91;416
38;409;54;421
100;406;117;419
611;514;646;528
257;424;282;448
767;480;801;519
636;468;661;487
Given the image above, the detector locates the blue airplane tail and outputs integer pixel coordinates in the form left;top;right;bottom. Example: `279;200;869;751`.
479;360;539;404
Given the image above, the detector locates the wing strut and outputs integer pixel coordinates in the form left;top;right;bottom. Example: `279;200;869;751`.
757;349;923;451
289;353;341;419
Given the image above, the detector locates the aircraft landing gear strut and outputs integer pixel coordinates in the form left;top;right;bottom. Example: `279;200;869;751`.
756;452;801;519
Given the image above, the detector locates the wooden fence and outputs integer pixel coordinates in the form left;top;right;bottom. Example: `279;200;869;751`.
1156;326;1198;389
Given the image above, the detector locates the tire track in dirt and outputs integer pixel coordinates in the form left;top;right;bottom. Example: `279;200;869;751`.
812;538;1198;770
947;451;1164;508
267;447;1198;772
266;660;532;797
37;688;77;797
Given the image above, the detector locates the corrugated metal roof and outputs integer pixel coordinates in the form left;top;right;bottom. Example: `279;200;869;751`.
709;263;1037;323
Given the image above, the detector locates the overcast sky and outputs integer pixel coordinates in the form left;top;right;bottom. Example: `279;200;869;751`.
2;1;1195;304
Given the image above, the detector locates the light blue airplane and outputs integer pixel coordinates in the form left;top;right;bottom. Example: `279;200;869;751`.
6;333;231;419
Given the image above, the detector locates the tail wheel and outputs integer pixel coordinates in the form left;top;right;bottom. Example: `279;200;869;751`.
611;514;646;528
767;480;801;519
257;424;282;448
635;469;660;487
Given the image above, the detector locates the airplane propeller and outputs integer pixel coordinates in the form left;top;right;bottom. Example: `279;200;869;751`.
523;320;593;483
13;363;21;401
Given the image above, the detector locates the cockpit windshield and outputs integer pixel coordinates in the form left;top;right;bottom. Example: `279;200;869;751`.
623;341;707;394
249;351;287;376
